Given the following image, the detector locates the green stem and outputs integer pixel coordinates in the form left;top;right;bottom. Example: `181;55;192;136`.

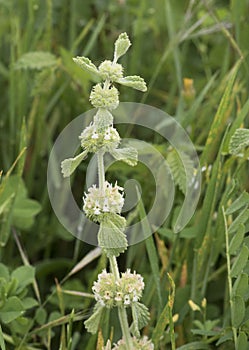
109;255;133;350
97;150;105;190
223;207;238;348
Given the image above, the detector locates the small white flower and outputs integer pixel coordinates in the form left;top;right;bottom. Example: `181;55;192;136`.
124;295;130;305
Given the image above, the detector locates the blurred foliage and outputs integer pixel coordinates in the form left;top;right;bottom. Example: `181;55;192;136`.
0;0;249;349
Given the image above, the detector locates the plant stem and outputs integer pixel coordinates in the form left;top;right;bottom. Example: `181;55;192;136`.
97;139;133;349
97;150;105;190
222;207;238;348
109;255;133;350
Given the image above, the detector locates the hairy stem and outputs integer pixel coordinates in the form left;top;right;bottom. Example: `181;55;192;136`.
109;255;133;350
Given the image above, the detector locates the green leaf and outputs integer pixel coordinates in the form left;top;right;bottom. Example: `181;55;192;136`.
131;302;150;337
0;325;6;350
167;149;194;195
226;191;249;215
229;224;245;255
232;295;245;327
72;56;99;76
229;128;249;155
110;147;138;166
98;218;127;258
230;245;249;278
84;303;104;334
21;297;39;310
114;32;131;61
35;307;47;325
0;263;9;281
0;296;24;324
15;51;57;70
228;208;249;234
11;265;35;292
0;194;15;247
201;60;241;164
237;331;248;350
117;75;147;92
61;150;88;177
232;273;248;299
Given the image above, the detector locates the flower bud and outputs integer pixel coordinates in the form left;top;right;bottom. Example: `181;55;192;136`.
99;60;123;81
90;84;119;110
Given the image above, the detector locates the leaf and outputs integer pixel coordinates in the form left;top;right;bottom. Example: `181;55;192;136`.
228;208;249;234
0;263;9;281
230;245;249;278
98;219;127;258
117;75;147;92
167;149;194;195
11;265;35;292
114;32;131;61
21;297;39;310
0;296;24;324
232;273;248;299
72;56;99;76
237;331;248;350
15;51;57;70
84;303;104;334
131;302;150;337
232;295;245;327
152;300;170;348
0;195;15;247
226;191;249;215
201;60;241;164
0;325;6;350
229;224;245;255
229;128;249;155
110;147;138;166
61;150;88;177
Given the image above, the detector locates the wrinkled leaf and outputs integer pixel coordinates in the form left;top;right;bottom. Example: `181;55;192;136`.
110;147;138;166
15;51;57;70
73;56;99;76
84;303;104;334
117;75;147;92
61;150;88;177
229;128;249;155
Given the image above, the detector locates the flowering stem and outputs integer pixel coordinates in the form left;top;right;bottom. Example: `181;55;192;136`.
109;255;133;350
97;150;105;191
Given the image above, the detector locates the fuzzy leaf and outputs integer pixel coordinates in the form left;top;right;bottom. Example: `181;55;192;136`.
84;303;104;334
98;216;127;257
167;149;194;195
73;56;99;76
93;109;113;129
110;147;138;166
229;128;249;155
15;51;57;70
131;302;150;336
61;150;88;177
117;75;147;92
114;32;131;61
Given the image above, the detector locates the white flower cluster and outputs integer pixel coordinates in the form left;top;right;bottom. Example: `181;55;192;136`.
90;84;119;110
83;181;124;222
93;269;145;308
99;60;123;81
79;122;120;153
111;336;154;350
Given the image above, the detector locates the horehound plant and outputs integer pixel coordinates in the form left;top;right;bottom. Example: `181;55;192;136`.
61;33;154;350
